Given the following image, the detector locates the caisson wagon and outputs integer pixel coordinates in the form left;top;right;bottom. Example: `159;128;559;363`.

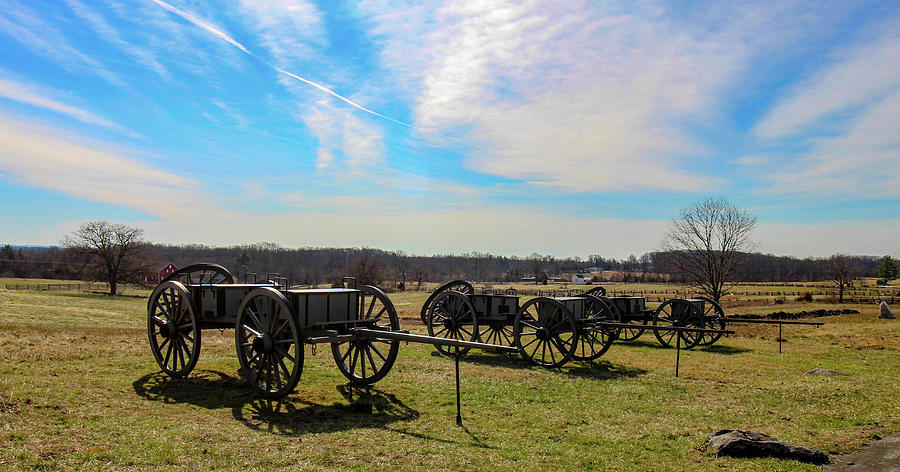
146;263;515;401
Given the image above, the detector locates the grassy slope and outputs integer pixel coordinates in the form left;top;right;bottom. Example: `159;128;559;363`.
0;288;897;471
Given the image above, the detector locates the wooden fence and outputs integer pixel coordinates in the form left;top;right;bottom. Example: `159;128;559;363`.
4;283;149;292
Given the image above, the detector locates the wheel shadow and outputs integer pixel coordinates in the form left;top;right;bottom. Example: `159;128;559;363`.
433;350;647;380
613;338;672;349
561;360;647;380
695;344;752;355
133;370;419;436
445;350;532;370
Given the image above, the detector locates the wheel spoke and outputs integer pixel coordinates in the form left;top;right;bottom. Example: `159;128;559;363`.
366;296;376;319
163;340;174;369
274;346;296;364
349;344;360;375
365;344;379;375
520;320;541;331
521;336;539;350
241;324;263;338
272;319;289;338
369;342;388;362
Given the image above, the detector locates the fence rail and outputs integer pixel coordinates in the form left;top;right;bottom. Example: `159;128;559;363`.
4;283;149;292
468;286;896;304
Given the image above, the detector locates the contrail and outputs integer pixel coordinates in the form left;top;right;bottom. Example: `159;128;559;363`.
151;0;250;54
150;0;419;130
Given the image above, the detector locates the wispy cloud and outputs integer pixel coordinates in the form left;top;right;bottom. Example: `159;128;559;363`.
755;27;900;139
0;114;195;217
63;0;171;80
151;0;417;129
302;100;384;171
0;76;140;138
359;0;777;193
753;25;900;198
0;1;123;86
764;89;900;198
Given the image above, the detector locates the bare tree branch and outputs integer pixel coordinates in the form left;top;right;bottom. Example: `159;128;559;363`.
660;197;757;301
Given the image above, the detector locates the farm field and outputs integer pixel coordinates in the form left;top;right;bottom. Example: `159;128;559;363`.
0;285;897;471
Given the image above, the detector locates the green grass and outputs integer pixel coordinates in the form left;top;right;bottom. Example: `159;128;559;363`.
0;288;897;471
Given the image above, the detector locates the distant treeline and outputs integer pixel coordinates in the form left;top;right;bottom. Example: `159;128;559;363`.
1;242;886;287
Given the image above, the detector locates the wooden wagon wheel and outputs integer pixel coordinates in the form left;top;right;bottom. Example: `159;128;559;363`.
426;291;478;356
584;286;606;297
572;295;620;361
599;295;644;341
147;280;201;378
331;285;400;385
695;296;726;346
162;263;235;285
513;297;576;368
477;321;515;350
652;299;703;350
420;280;474;324
235;287;303;399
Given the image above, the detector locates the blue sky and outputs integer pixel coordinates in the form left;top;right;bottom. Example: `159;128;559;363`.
0;0;897;258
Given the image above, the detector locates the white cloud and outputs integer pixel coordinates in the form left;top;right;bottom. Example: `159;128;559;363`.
0;77;122;130
0;115;197;217
236;0;325;67
750;25;900;199
358;0;768;193
755;28;900;139
0;1;123;86
63;0;172;80
763;89;900;197
301;101;384;171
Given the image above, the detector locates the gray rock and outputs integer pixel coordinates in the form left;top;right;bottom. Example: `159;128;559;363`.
805;368;848;376
704;429;829;465
880;301;895;319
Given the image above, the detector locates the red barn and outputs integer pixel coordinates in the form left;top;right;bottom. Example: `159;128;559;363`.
158;263;178;282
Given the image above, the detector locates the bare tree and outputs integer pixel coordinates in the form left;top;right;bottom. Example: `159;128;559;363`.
410;265;429;289
661;197;757;302
638;253;652;282
348;249;382;286
828;254;857;303
620;255;637;284
61;221;150;295
392;250;409;290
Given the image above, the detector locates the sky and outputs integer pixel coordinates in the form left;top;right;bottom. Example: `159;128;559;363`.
0;0;898;259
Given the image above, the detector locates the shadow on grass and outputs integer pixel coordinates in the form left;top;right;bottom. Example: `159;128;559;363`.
614;338;671;349
695;344;752;355
447;350;532;370
561;360;647;380
435;350;648;380
133;371;419;436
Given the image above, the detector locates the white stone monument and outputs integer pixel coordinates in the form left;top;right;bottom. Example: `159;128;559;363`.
879;301;895;319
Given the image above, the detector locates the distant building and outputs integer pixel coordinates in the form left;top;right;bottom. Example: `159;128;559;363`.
572;274;593;284
158;263;178;282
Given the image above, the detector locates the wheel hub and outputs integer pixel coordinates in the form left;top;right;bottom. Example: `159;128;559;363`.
252;334;274;354
162;320;178;339
443;318;457;331
535;327;550;340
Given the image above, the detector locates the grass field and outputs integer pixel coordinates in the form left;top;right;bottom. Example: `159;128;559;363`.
0;286;897;471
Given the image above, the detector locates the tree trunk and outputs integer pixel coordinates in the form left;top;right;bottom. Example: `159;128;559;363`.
109;265;118;296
